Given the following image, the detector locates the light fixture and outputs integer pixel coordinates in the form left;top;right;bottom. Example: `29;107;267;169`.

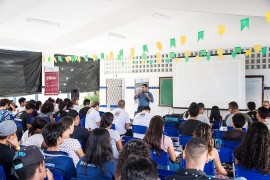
151;12;172;21
108;32;127;39
26;17;60;27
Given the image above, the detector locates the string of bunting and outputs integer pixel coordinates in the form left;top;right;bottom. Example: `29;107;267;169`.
43;12;270;64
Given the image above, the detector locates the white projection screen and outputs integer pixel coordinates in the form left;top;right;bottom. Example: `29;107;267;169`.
172;54;246;109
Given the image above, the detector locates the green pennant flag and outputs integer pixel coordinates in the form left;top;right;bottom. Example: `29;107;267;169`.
121;61;124;66
117;55;122;60
232;51;237;58
101;53;104;59
261;47;267;56
240;18;250;31
119;50;123;57
235;46;242;54
200;50;206;56
198;31;204;41
48;57;51;62
143;45;148;53
170;38;176;48
142;53;147;59
85;55;88;61
57;56;63;62
169;52;175;58
149;59;153;65
206;54;211;61
185;57;189;63
72;56;77;62
166;58;170;63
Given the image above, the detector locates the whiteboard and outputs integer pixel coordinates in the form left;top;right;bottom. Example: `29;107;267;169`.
172;55;246;109
246;77;263;107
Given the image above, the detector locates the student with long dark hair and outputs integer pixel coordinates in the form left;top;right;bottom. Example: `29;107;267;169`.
54;101;68;118
209;106;222;123
39;101;54;122
76;128;116;179
100;112;122;159
234;122;270;174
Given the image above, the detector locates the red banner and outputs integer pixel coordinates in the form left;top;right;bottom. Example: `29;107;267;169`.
44;71;59;95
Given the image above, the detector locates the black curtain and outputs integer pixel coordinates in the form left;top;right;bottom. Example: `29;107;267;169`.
0;49;42;97
54;55;100;93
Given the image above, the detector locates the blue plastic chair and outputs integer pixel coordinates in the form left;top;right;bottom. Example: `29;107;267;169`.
0;164;6;180
158;169;176;180
110;105;118;110
212;121;220;130
235;165;270;180
222;140;241;150
54;117;61;122
165;122;179;128
181;159;215;177
179;135;192;147
151;150;170;170
132;125;147;134
100;105;108;108
111;124;116;130
14;121;23;128
99;111;104;116
164;127;179;137
212;130;224;139
179;119;185;125
80;118;86;128
227;126;246;132
216;147;235;177
122;136;139;146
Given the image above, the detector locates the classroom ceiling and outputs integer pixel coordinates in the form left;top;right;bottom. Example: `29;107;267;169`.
0;0;269;55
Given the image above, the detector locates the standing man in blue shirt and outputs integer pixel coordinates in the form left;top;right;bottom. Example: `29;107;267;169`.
134;84;154;113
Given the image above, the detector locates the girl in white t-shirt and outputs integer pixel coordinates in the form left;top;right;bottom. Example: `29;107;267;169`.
59;116;85;166
100;112;122;159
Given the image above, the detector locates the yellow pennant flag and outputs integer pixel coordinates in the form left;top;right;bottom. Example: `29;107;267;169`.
266;11;270;23
77;56;81;63
156;53;161;60
42;57;46;62
65;56;69;63
218;25;225;36
130;48;135;59
156;42;162;51
175;58;180;62
195;55;200;61
245;49;251;57
180;36;186;45
67;56;72;61
157;59;161;64
217;48;223;58
110;52;113;59
184;51;190;58
105;55;109;61
92;54;97;61
142;60;145;65
254;45;261;53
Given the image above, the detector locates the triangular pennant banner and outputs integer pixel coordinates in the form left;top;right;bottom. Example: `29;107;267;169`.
240;18;250;31
48;57;51;62
175;58;180;62
206;54;211;61
254;45;261;53
58;56;63;62
143;45;148;53
119;50;123;57
77;56;81;63
198;31;204;41
149;59;153;65
218;25;225;36
169;52;175;58
267;11;270;23
101;53;105;59
185;51;190;58
85;55;88;61
180;36;186;45
142;53;147;59
110;52;114;59
217;48;223;59
261;47;267;56
185;57;189;63
170;38;176;48
105;55;109;61
166;58;170;63
156;42;162;51
232;51;237;58
195;55;200;61
235;47;242;54
245;49;251;57
200;50;206;56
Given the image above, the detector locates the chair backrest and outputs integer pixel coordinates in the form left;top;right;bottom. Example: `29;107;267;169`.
157;169;176;180
222;140;241;150
164;127;179;137
80;118;86;128
54;117;61;122
227;126;246;132
52;173;64;180
99;111;104;116
150;150;170;167
179;135;192;146
110;105;118;110
212;121;220;129
132;125;147;134
164;122;179;128
121;136;139;146
179;119;185;125
0;164;6;180
181;160;215;177
212;130;224;139
235;165;270;180
100;105;108;108
216;147;234;163
111;124;116;130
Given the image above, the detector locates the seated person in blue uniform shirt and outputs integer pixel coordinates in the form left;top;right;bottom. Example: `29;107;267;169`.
42;122;76;180
76;128;116;180
134;84;154;113
0;99;13;122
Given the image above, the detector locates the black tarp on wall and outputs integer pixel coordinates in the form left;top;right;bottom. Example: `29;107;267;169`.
54;55;100;93
0;49;42;97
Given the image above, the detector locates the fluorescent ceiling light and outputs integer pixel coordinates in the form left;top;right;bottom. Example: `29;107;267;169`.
108;32;127;39
26;17;60;27
151;12;172;21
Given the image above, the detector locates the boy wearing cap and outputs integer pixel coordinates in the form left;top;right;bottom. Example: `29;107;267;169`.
42;122;76;180
13;145;53;180
0;120;20;180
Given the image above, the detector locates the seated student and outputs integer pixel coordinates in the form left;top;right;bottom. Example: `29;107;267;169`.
17;97;27;113
76;128;116;180
71;97;79;112
59;116;84;166
111;100;131;136
85;101;100;130
209;106;223;124
79;99;91;116
180;102;202;136
17;103;35;132
36;101;42;113
13;145;53;180
222;113;246;142
66;100;74;112
120;155;158;180
263;100;270;114
167;137;220;180
246;101;258;122
100;112;122;159
257;107;270;130
42;122;76;180
0;99;13;122
234;122;270;175
54;101;68;118
54;98;61;113
197;103;210;124
194;123;228;176
115;140;151;180
20;117;48;149
143;116;178;168
39;101;54;122
225;101;252;129
68;110;89;153
133;106;152;138
0;120;20;180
